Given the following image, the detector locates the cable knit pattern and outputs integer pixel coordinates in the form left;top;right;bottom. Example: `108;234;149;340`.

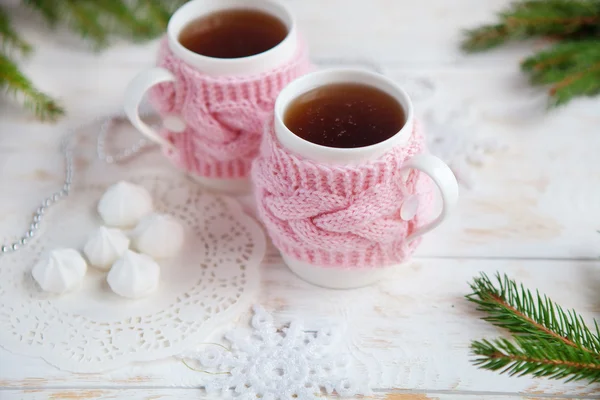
149;37;313;179
252;120;436;269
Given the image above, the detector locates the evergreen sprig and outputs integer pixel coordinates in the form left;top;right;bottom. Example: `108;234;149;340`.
472;337;600;382
467;273;600;383
0;0;187;121
0;7;31;55
0;52;64;120
462;0;600;106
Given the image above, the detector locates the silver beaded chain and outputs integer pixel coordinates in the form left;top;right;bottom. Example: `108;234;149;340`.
96;116;154;164
0;116;155;256
1;134;74;255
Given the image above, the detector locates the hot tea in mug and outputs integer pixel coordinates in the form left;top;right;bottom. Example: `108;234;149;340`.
124;0;311;194
252;68;460;289
179;9;288;59
284;83;406;148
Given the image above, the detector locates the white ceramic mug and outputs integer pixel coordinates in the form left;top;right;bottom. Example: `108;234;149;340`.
124;0;298;193
272;68;459;289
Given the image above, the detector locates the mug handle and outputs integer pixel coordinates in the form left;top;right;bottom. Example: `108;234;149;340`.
399;154;459;243
124;67;180;150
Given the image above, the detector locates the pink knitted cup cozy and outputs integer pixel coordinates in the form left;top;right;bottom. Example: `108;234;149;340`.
150;38;313;179
252;120;436;269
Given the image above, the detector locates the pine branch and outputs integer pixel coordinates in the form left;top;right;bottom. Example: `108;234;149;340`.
25;0;189;48
501;0;600;37
22;0;59;26
521;40;600;105
61;2;113;48
467;273;600;384
0;53;64;121
467;273;600;355
83;1;150;43
0;0;186;120
461;0;600;105
461;24;511;52
548;61;600;105
472;337;600;383
132;1;188;38
0;6;31;55
462;0;600;52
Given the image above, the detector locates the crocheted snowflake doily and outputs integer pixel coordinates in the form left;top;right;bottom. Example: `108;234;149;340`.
179;306;370;399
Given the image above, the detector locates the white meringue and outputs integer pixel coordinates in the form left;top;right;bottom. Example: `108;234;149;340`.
83;227;130;270
32;248;87;294
98;181;153;228
107;250;160;298
132;213;184;258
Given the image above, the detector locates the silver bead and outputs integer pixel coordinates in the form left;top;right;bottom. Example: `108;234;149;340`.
2;134;78;255
105;156;114;164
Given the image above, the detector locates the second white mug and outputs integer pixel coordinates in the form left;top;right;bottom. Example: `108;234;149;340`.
124;0;308;193
254;68;459;288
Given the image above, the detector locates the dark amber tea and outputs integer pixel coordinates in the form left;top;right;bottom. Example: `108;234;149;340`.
284;83;406;148
178;9;288;59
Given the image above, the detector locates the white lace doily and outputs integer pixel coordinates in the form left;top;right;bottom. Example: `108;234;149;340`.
179;306;370;399
0;174;265;372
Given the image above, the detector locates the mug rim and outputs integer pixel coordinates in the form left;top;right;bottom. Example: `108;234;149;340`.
167;0;296;64
273;68;415;163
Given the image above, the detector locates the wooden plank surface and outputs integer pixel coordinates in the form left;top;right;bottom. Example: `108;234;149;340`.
1;0;600;398
1;258;599;397
2;389;594;400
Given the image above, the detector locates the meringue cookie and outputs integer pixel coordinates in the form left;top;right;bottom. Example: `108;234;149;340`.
132;213;184;258
32;248;87;294
98;181;153;228
83;226;130;270
107;250;160;298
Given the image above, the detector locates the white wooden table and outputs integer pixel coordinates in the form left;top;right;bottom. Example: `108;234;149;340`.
1;0;600;398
